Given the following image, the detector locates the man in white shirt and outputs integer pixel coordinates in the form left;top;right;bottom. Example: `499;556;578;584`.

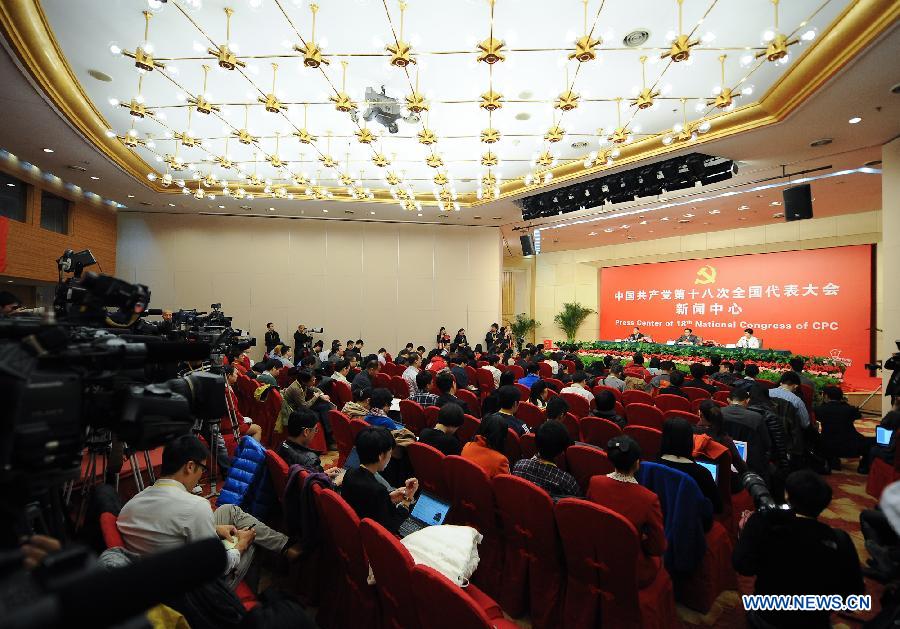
117;435;298;590
402;353;422;395
480;354;503;388
560;371;595;403
737;327;761;349
331;358;352;385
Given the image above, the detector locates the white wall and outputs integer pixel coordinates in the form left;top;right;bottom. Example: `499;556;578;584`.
116;213;502;358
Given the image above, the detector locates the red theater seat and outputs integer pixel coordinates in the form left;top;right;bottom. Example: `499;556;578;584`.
407;442;451;501
399;399;427;435
626;403;665;430
580;416;622;448
565;444;615;493
410;565;519;629
624;426;663;460
655;394;692;414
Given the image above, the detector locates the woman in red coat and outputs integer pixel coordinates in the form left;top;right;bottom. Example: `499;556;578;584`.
587;435;666;587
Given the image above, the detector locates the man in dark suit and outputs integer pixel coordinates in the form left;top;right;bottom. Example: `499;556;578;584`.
434;371;470;414
721;387;771;478
675;328;701;345
685;362;719;395
352;359;380;395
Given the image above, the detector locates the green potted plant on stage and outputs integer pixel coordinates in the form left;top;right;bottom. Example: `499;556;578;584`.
554;302;596;344
510;313;540;349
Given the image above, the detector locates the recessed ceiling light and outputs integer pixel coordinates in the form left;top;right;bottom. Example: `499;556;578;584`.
770;200;781;206
738;204;749;210
639;220;648;225
738;217;748;221
659;216;670;221
491;217;503;220
772;212;784;218
268;207;275;212
678;219;692;224
168;203;175;207
127;194;134;198
603;228;614;233
571;141;588;149
588;231;597;236
810;138;832;147
5;183;15;187
42;148;54;153
323;209;329;213
218;205;225;209
683;213;695;218
848;116;862;124
473;216;482;219
370;211;376;215
417;213;423;217
90;175;100;180
708;209;721;214
626;235;636;240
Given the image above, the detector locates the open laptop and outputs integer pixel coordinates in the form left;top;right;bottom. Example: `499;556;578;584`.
877;427;894;446
697;460;719;483
398;492;451;538
733;440;748;462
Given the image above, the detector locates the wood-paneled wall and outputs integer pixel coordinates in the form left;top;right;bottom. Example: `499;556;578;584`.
1;165;117;282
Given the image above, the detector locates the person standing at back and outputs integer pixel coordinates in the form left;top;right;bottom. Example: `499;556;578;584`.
264;322;281;357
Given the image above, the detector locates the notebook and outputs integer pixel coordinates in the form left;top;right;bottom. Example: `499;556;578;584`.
733;440;748;462
697;460;718;483
398;492;451;538
877;426;893;446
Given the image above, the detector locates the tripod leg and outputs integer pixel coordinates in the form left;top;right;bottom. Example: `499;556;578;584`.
143;450;156;484
128;451;144;492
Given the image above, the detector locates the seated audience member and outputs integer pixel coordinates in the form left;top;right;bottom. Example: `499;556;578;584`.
512;421;580;499
593;390;625;428
283;370;336;450
685;362;718;395
815;385;873;473
518;363;541;388
647;356;662;376
117;435;298;590
447;354;471;390
365;388;404;431
222;365;262;442
768;371;810;429
721;387;772;478
461;415;510;478
788;356;815;390
736;327;760;349
279;408;340;480
343;386;372;420
710;361;738;386
486;385;529;436
517;348;533;369
402;353;422;395
409;371;440;407
546;395;569;422
626;352;650;379
434;372;469;413
650;360;676;389
733;470;865;629
342;428;418;535
352;359;379;395
732;360;746;380
481;354;503;389
419;403;464;456
560;371;596;403
482;371;517;416
588;435;666;587
355;340;366;357
658;417;722;524
528;380;550;409
706;355;723;377
256;359;281;387
544;352;561;376
313;339;328;363
330;358;352;385
271;345;293;368
744;364;760;380
663;370;690;400
624;371;650;392
871;396;900;465
602;364;626;392
697;400;748;491
377;347;388;365
502;349;516;366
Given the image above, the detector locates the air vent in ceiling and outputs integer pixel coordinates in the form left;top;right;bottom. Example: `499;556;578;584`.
139;201;152;206
514;112;531;121
571;141;589;149
87;69;112;82
810;138;832;147
240;205;251;210
623;29;650;47
66;165;87;172
677;218;692;224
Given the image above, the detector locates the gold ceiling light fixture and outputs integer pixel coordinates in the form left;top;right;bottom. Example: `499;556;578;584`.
607;97;632;144
231;187;247;200
120;11;165;72
356;126;376;144
246;151;263;186
708;55;741;109
117;119;146;149
215;137;235;170
291;169;311;187
318;132;338;168
164;140;186;171
201;172;219;189
756;0;799;64
159;167;173;188
403;199;422;212
523;169;553;186
386;1;416;68
232;105;257;145
481;150;499;167
630;56;660;110
269;133;285;168
175;106;201;147
534;150;557;168
119;74;154;118
349;168;374;200
330;61;356;113
295;3;329;68
662;97;711;145
259;63;288;114
433;172;449;186
477;171;500;200
372;153;391;168
339;152;354;187
554;67;580;111
481;127;500;144
661;0;699;63
476;0;506;65
405;69;429;114
569;0;601;62
425;152;444;169
417;127;437;146
544;121;565;143
480;89;504;111
188;65;220;115
294;104;317;144
385;171;402;187
583;145;620;168
209;8;246;71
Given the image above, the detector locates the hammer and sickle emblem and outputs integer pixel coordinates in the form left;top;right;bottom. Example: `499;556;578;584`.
694;265;717;285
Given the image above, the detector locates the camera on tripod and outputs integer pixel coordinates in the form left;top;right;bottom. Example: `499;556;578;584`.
866;340;900;397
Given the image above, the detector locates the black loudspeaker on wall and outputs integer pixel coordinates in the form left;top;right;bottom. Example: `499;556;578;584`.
520;234;536;256
783;184;813;221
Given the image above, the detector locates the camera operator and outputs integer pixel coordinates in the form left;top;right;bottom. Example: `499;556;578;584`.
117;435;300;590
293;325;313;354
157;309;174;335
733;469;865;629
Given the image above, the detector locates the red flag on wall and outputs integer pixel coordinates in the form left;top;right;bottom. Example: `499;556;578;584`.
0;216;8;273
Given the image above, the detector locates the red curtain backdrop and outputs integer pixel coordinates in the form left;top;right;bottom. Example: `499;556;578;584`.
0;216;8;273
598;245;873;382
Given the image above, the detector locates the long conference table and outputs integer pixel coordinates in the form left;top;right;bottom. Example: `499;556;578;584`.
590;340;792;357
